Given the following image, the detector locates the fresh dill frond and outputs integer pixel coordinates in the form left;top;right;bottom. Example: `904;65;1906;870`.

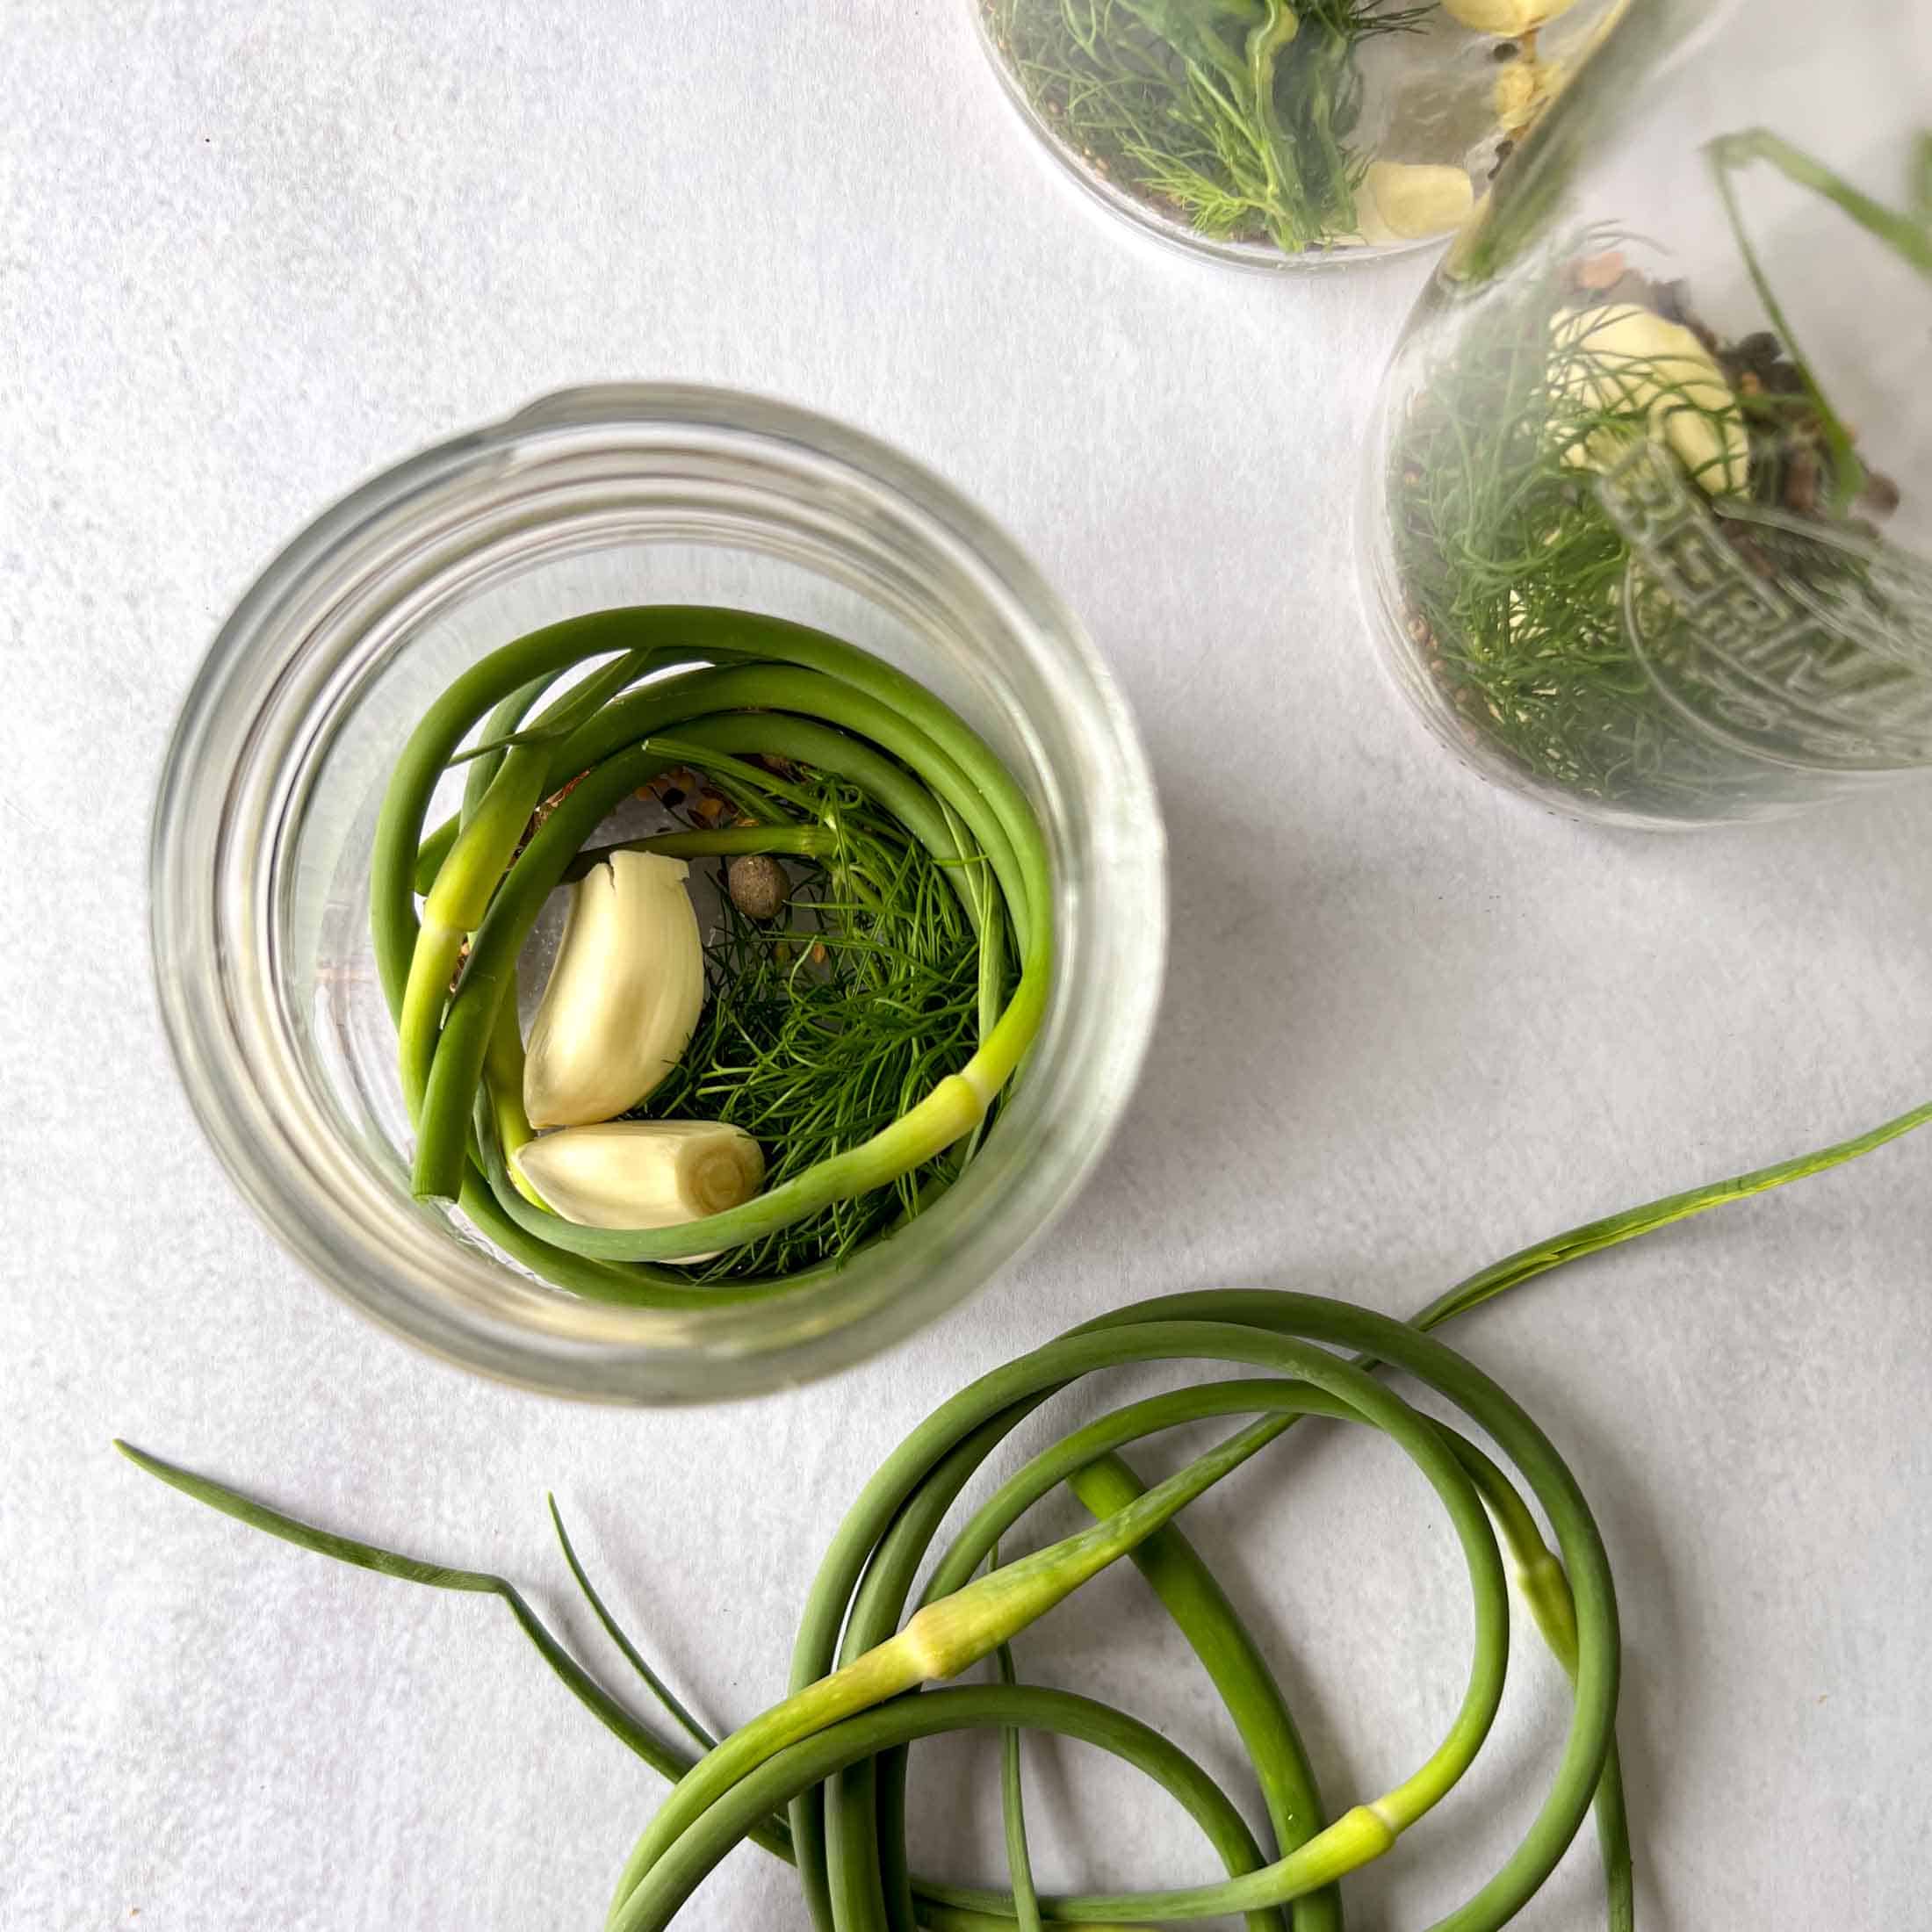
989;0;1428;254
638;771;1002;1282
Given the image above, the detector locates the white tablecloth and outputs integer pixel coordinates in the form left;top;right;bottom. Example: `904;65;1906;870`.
5;4;1929;1926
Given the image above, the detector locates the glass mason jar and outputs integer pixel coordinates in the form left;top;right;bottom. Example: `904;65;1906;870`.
973;0;1630;268
150;386;1166;1402
1361;0;1932;825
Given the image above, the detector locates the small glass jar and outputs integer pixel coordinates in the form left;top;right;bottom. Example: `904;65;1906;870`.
150;386;1166;1402
1360;0;1932;825
972;0;1629;269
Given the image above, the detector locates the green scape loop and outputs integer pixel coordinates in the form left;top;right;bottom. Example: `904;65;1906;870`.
593;1293;1617;1932
122;1100;1932;1929
372;608;1053;1287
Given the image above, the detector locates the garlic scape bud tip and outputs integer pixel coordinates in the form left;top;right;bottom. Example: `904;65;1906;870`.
523;851;705;1129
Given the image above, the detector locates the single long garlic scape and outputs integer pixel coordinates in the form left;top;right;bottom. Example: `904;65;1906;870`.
523;852;704;1129
512;1121;765;1253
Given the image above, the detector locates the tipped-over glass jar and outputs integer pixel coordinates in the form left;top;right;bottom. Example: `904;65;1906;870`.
150;388;1165;1401
974;0;1629;268
1361;0;1932;824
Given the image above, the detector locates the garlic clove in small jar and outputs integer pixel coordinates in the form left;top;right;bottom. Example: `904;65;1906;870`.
1493;53;1568;138
512;1121;766;1255
1442;0;1580;32
523;851;704;1129
1356;161;1476;246
1548;303;1750;496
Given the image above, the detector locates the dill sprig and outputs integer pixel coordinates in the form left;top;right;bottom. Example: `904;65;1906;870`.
987;0;1429;256
117;1099;1932;1928
640;769;998;1283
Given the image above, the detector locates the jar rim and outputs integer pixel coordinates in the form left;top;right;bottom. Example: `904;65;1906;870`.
149;384;1167;1401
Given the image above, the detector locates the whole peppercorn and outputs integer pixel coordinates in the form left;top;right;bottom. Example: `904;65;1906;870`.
727;854;789;922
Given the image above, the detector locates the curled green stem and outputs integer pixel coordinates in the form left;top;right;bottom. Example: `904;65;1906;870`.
374;609;1052;1280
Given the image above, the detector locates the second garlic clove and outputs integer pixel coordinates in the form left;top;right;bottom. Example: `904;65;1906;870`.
1443;0;1580;32
512;1121;766;1256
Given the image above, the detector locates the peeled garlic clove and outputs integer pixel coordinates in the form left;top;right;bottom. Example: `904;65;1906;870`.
523;851;704;1129
1549;303;1749;496
1357;162;1476;245
1444;0;1578;32
512;1121;765;1255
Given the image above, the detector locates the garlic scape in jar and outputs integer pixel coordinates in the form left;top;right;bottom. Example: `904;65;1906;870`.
371;606;1052;1301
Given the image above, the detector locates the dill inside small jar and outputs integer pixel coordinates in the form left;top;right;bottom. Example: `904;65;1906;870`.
975;0;1626;266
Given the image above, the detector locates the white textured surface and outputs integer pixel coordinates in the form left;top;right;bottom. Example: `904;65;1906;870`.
5;5;1932;1928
